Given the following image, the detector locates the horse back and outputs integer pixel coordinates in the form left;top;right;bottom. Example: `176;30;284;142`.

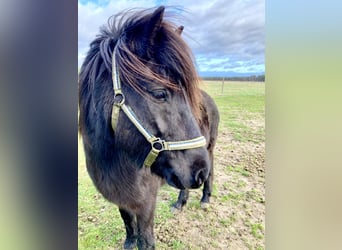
200;90;220;150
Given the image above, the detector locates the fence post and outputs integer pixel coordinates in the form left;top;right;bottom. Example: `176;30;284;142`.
221;77;225;94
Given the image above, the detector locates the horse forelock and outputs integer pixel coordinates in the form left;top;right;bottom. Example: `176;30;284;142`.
79;7;202;123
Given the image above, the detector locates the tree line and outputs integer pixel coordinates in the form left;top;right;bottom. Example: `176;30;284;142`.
202;74;265;82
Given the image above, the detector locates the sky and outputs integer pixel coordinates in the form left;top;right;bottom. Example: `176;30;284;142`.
78;0;265;77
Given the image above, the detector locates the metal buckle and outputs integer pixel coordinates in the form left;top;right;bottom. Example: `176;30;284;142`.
143;138;165;168
151;138;165;153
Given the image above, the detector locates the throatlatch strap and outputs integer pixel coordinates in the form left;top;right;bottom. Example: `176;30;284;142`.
143;148;160;168
111;46;122;132
111;105;120;131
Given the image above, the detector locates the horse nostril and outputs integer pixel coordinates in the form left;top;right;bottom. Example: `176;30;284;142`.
194;168;207;188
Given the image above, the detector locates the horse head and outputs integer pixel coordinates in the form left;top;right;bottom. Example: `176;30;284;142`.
109;7;210;189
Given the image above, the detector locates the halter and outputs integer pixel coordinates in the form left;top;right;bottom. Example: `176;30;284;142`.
111;46;206;168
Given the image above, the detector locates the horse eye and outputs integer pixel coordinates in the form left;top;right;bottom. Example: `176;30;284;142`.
151;89;167;101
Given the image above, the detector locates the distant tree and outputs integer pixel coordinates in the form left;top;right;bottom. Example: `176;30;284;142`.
202;74;265;82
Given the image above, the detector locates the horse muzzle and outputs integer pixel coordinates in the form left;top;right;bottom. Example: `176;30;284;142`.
163;149;210;189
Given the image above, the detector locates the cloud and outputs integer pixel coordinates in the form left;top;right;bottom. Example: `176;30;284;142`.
78;0;265;74
178;0;265;72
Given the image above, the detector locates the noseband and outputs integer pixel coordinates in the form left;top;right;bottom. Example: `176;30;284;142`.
111;46;206;168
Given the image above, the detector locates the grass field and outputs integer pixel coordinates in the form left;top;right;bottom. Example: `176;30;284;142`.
78;81;265;249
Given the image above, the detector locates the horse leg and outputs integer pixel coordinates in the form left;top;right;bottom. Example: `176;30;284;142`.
172;189;189;211
136;201;156;250
119;208;138;249
200;149;214;209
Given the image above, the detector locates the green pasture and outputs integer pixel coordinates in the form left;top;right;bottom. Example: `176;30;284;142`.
78;81;265;249
202;81;265;142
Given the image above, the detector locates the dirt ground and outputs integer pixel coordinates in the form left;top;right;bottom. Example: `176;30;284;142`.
154;127;265;249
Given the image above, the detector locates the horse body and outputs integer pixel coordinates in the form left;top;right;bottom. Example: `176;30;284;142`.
79;6;219;249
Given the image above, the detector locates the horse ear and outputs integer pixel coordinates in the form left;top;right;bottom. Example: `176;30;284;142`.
175;25;184;35
145;6;165;39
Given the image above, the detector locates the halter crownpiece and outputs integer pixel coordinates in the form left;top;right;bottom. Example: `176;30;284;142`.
111;46;206;168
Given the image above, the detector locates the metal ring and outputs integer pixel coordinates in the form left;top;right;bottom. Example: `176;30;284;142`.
113;93;125;106
151;139;165;152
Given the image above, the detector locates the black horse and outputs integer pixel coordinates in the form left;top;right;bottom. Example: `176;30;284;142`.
79;6;219;249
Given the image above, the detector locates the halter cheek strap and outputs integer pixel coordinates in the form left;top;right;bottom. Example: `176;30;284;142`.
111;47;206;168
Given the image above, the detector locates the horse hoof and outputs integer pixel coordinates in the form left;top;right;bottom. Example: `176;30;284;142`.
200;202;210;211
171;203;183;214
123;237;137;249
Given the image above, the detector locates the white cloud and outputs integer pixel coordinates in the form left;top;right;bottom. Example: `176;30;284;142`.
78;0;265;74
